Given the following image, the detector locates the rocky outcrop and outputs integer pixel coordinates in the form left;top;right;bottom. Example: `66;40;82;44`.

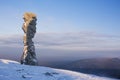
21;12;38;65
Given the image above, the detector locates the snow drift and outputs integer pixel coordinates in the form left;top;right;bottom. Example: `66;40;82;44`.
0;59;117;80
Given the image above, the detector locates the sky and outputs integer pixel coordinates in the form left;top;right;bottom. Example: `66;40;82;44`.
0;0;120;62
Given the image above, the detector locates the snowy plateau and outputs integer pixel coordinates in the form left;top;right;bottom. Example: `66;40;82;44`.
0;59;118;80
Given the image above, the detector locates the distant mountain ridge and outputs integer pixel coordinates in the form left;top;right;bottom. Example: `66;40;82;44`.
63;58;120;69
59;58;120;79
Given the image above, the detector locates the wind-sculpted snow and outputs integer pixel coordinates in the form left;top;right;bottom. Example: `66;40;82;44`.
0;59;19;64
0;59;117;80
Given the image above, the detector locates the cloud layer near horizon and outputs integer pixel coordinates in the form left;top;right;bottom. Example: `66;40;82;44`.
0;32;120;51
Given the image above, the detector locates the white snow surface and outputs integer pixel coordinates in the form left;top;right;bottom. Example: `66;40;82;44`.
0;59;117;80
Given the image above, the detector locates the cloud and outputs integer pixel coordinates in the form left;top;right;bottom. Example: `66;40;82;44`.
34;32;120;51
0;32;119;51
0;34;22;48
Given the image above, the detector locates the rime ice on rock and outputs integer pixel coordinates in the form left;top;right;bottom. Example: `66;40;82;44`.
21;12;38;65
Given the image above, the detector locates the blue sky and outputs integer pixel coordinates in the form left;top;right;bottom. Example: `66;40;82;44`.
0;0;120;34
0;0;120;61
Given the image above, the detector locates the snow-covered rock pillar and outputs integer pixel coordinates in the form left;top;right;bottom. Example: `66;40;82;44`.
21;12;38;65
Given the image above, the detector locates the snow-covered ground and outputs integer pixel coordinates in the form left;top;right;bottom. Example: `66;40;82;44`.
0;59;117;80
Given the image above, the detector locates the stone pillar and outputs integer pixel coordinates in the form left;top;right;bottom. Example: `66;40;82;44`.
21;12;38;65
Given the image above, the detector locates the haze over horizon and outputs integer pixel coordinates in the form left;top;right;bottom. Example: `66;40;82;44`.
0;0;120;62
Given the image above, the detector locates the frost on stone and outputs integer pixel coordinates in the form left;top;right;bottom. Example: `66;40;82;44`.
21;12;38;65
